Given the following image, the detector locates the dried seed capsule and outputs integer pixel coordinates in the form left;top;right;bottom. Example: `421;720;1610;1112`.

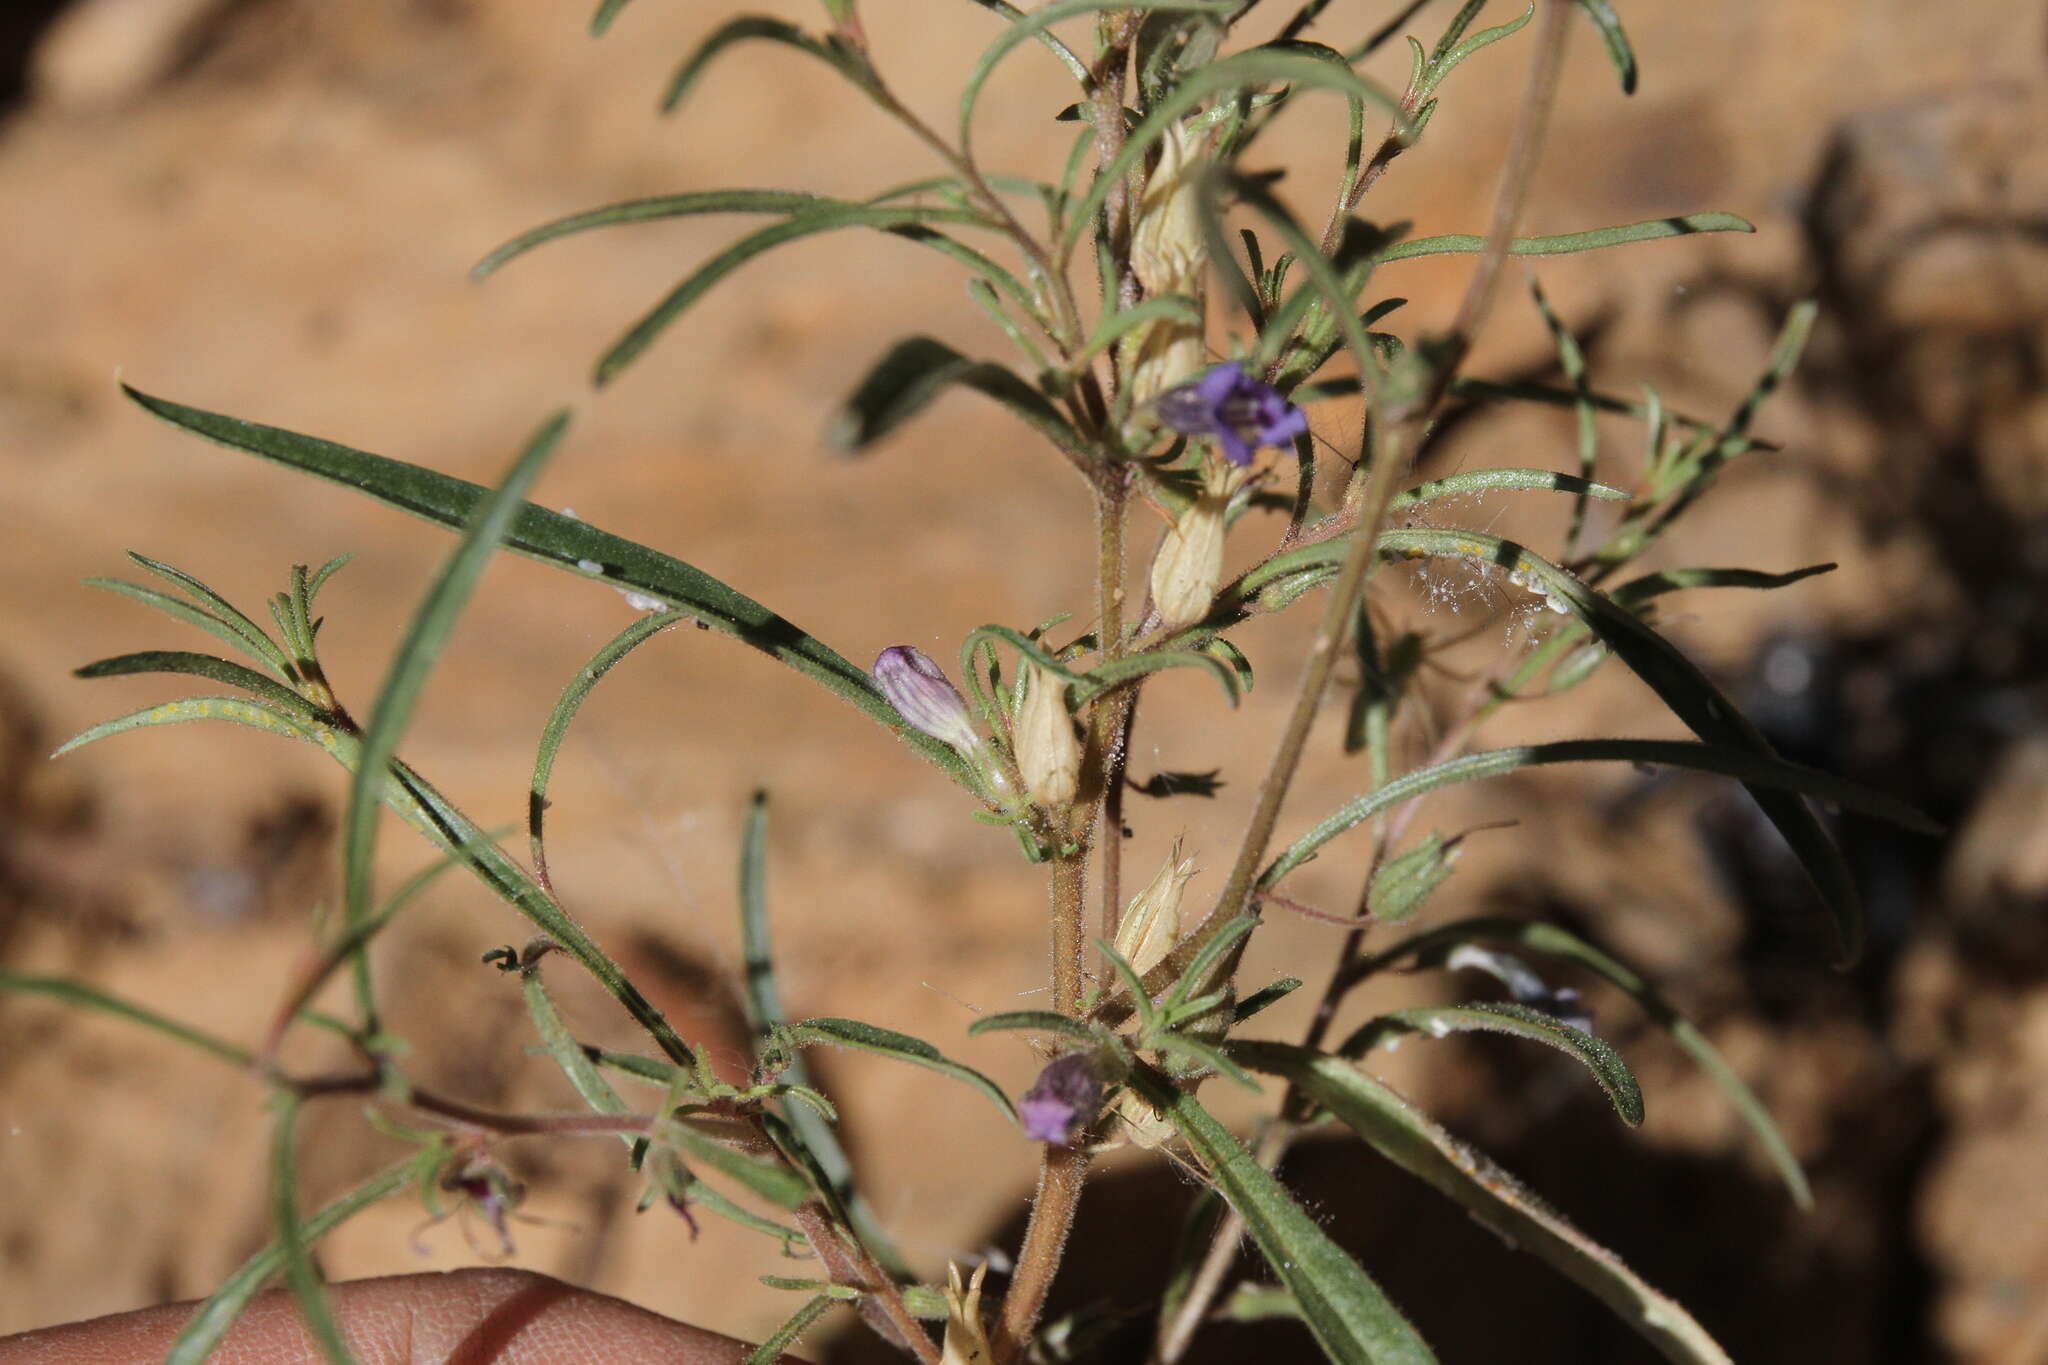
1114;839;1198;975
1014;661;1081;808
1150;493;1228;630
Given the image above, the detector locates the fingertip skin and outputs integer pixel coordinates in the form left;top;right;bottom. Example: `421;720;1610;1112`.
0;1268;805;1365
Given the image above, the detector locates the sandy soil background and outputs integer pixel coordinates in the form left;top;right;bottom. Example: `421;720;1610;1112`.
2;1;2046;1360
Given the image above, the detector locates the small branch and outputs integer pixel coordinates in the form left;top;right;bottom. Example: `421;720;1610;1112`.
795;1200;941;1363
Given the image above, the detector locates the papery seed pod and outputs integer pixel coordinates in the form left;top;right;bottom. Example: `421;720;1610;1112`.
1123;120;1209;410
1150;493;1228;630
872;645;983;756
941;1261;992;1365
1115;838;1198;975
1015;661;1081;808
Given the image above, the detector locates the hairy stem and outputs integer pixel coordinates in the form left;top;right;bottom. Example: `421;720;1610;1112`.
995;1143;1090;1362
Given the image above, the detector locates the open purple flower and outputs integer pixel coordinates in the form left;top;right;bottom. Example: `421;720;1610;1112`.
1018;1052;1103;1146
1155;362;1309;466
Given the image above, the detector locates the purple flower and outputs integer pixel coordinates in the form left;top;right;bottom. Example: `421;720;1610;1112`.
1155;362;1309;466
873;645;981;755
1019;1052;1104;1146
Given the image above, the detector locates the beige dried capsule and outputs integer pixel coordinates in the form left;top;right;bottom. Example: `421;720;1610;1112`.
1123;120;1209;410
1114;838;1198;975
1015;661;1081;808
1149;491;1229;630
941;1261;992;1365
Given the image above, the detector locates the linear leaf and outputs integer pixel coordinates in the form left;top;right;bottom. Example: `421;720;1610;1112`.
1233;1042;1731;1364
343;411;567;934
124;552;297;678
745;1294;835;1365
75;650;318;719
1387;467;1629;510
1343;1001;1644;1125
1359;916;1811;1206
967;1009;1103;1043
735;793;901;1270
662;18;873;118
1380;213;1749;264
119;385;978;792
828;335;1081;455
86;576;294;681
960;0;1236;155
1133;1066;1437;1365
1575;0;1637;94
530;610;687;887
1072;647;1241;707
473;190;827;279
1060;46;1406;260
962;0;1089;82
1610;563;1835;612
165;1158;419;1365
666;1123;813;1212
787;1017;1017;1122
53;680;705;1073
589;0;634;36
0;970;254;1067
53;694;322;758
595;205;1002;386
269;1096;355;1365
1260;737;1936;888
1267;525;1890;962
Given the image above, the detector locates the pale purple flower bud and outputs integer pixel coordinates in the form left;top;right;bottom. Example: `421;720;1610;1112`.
873;646;982;755
1155;362;1309;467
1019;1052;1103;1146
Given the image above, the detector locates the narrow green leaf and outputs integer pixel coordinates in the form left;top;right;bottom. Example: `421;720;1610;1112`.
75;650;318;719
1080;293;1203;364
1575;0;1637;94
1236;1042;1731;1363
1260;737;1936;889
1526;279;1601;555
269;1096;355;1365
1149;1032;1261;1091
589;0;634;36
744;1294;835;1365
118;385;977;792
530;610;687;886
1259;524;1893;962
1368;833;1453;924
733;793;901;1271
1233;977;1302;1022
1388;467;1630;510
1344;1002;1644;1124
960;0;1236;156
1072;647;1241;708
962;0;1089;81
1362;916;1812;1206
1610;563;1836;612
661;18;872;119
1421;2;1533;97
788;1017;1017;1122
124;552;299;679
1380;213;1750;264
165;1158;419;1365
828;335;1082;455
85;576;294;682
1135;1066;1437;1365
521;967;638;1143
53;694;321;758
595;205;1003;386
1060;47;1406;261
343;411;568;935
666;1122;814;1211
968;1009;1103;1043
0;970;254;1067
472;190;827;280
